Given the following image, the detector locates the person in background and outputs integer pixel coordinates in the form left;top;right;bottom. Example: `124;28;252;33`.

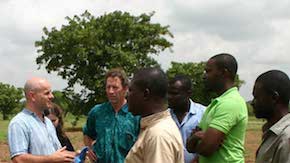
44;103;75;152
125;67;184;163
168;75;205;163
252;70;290;163
83;68;140;163
8;77;75;163
186;53;248;163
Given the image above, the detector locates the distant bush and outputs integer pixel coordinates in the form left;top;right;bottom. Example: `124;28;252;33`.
246;101;254;117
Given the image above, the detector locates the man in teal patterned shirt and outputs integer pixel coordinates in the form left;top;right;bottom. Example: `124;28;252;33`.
83;68;140;163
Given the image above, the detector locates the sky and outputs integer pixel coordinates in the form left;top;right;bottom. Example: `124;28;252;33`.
0;0;289;101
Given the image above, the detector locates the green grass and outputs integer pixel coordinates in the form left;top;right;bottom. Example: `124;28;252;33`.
247;116;265;131
63;113;87;131
0;120;9;142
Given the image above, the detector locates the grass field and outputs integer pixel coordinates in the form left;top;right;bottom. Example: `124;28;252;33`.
0;115;264;163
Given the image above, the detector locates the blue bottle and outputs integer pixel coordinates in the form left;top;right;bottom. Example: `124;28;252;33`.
74;146;89;163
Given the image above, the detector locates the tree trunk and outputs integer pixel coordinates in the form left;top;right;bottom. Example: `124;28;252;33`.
3;112;8;120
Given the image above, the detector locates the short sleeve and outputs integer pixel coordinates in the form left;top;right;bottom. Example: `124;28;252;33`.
8;121;29;158
208;102;240;134
83;107;97;139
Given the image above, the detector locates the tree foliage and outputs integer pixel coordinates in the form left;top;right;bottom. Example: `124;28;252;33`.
0;82;23;120
167;62;245;105
53;90;85;126
35;11;173;114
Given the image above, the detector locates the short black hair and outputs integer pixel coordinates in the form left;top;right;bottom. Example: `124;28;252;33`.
211;53;238;80
256;70;290;105
169;74;192;92
132;67;168;98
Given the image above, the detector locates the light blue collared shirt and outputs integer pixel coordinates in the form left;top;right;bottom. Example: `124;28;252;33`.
170;99;206;163
8;108;61;158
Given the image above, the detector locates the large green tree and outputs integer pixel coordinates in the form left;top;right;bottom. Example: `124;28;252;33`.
0;82;23;120
35;11;173;114
167;62;245;105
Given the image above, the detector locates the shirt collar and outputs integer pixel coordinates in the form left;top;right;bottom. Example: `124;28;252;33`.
119;103;129;113
219;87;238;98
23;108;37;116
188;99;197;115
108;102;129;114
211;87;238;103
140;109;170;130
23;108;47;123
269;113;290;135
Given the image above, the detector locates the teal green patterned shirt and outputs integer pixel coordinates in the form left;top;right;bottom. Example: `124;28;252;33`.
83;102;140;163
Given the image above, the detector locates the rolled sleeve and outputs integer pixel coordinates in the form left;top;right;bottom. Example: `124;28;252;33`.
83;108;97;139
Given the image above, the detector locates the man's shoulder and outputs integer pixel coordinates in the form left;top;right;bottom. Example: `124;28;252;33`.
190;100;206;111
8;111;32;133
145;117;183;151
88;102;111;114
217;92;247;110
282;125;290;137
9;111;29;125
148;116;181;138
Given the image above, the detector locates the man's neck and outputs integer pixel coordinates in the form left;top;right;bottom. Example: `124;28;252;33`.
265;105;289;131
141;101;167;117
25;103;44;121
216;82;234;96
172;100;190;123
111;99;127;113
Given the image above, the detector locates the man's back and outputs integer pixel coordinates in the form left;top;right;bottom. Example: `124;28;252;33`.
198;87;248;163
125;110;184;163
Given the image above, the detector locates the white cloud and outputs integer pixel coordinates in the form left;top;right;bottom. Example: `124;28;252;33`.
0;0;289;101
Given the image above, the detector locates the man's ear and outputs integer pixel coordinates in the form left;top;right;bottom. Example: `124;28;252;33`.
187;89;192;96
272;91;280;103
29;91;36;102
222;68;233;80
144;88;150;100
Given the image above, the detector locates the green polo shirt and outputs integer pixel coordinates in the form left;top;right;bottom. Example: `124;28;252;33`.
198;87;248;163
83;102;140;163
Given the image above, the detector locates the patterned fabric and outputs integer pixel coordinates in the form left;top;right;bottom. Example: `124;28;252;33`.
170;99;205;163
125;110;184;163
8;108;61;158
83;102;140;163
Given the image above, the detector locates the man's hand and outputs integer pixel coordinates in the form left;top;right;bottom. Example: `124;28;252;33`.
191;155;199;163
83;135;98;162
87;149;97;163
49;146;76;163
186;128;203;153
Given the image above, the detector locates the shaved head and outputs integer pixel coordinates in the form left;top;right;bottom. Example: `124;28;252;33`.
24;77;54;112
24;77;51;98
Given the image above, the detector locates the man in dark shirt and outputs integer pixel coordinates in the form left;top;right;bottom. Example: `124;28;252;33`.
83;68;140;163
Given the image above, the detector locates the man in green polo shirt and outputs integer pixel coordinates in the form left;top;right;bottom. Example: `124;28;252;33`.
186;53;248;163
